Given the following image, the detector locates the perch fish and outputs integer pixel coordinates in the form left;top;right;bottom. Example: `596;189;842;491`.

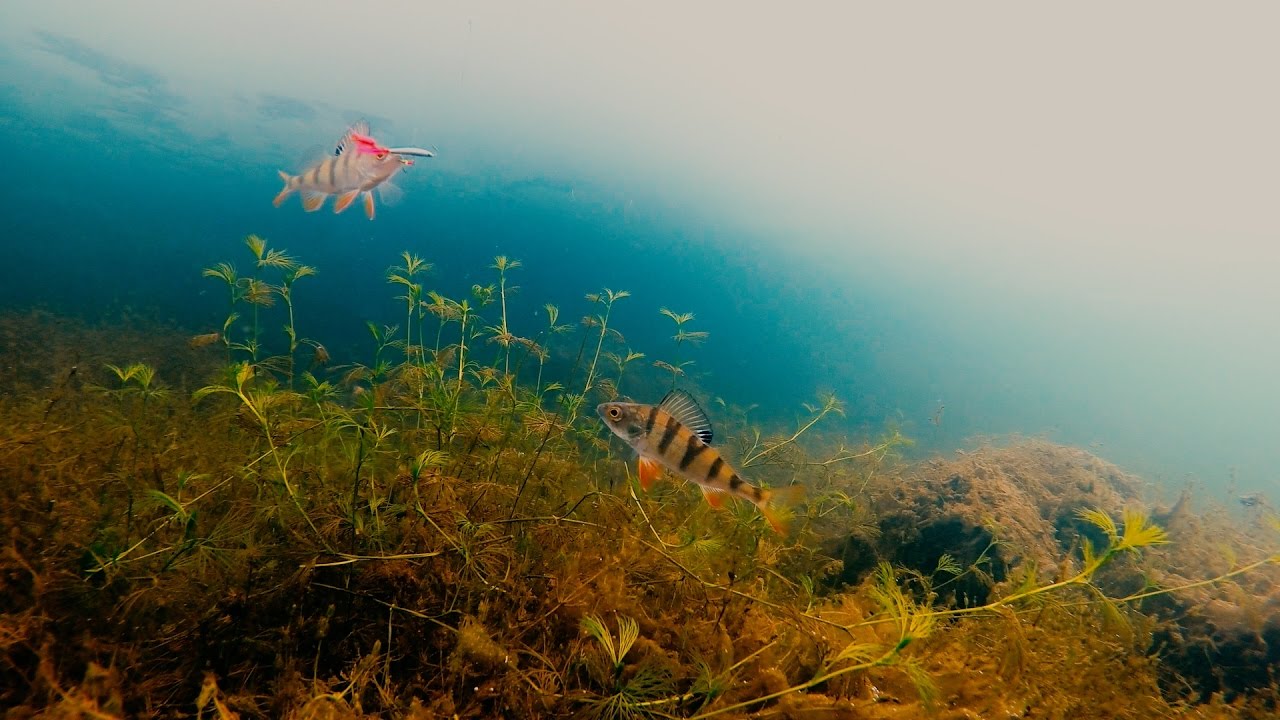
272;122;434;220
597;390;802;533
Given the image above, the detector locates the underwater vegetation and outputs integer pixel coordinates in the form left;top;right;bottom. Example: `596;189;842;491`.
1;234;1279;719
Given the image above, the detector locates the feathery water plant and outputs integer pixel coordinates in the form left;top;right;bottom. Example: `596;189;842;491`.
23;238;1271;718
242;234;287;360
487;255;521;375
365;321;400;382
424;289;457;356
277;262;316;385
606;349;645;397
567;288;629;426
201;235;311;365
193;361;329;550
655;308;708;388
575;613;672;720
682;507;1180;717
533;303;571;398
742;392;846;467
387;251;431;364
104;362;166;403
201;262;244;362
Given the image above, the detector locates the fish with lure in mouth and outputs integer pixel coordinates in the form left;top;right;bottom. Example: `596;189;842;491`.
273;121;435;220
598;390;803;534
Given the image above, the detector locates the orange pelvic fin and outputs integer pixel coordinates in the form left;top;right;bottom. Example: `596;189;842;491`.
272;171;295;207
333;190;360;214
637;457;661;491
700;486;726;510
363;192;376;220
301;191;326;212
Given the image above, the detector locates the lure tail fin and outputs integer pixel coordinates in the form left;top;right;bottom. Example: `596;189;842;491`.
272;171;296;207
756;484;805;535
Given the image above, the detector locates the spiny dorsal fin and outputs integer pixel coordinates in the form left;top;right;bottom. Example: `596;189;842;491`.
334;120;372;156
659;389;712;444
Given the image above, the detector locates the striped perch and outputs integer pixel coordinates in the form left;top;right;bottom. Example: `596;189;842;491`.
597;390;802;533
273;121;425;220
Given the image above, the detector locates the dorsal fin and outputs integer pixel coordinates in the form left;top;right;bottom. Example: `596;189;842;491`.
334;120;372;156
659;389;712;444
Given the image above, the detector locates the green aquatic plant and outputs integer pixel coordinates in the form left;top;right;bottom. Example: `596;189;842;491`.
103;362;166;403
575;613;672;720
364;320;400;382
13;242;1280;719
241;234;287;361
387;251;431;364
277;262;316;385
679;562;936;719
486;255;521;375
581;613;638;680
192;361;328;549
568;288;629;426
605;348;645;397
678;507;1179;717
655;307;708;388
533;303;572;397
423;288;461;361
200;234;313;367
200;262;243;362
742;392;846;467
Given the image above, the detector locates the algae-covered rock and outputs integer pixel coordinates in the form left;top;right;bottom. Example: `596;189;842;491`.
826;439;1280;706
831;440;1146;605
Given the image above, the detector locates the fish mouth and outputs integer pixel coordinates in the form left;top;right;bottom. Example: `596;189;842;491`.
387;146;436;158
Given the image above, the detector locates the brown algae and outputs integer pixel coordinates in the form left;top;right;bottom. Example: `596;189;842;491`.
1;235;1278;719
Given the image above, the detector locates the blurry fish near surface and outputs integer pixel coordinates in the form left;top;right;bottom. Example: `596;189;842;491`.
598;390;803;534
1238;492;1269;509
272;121;435;220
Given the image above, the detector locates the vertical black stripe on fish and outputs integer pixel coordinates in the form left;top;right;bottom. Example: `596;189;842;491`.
657;415;680;454
644;406;658;435
326;156;337;187
678;435;709;471
306;165;321;186
706;457;724;483
728;474;743;490
337;150;352;180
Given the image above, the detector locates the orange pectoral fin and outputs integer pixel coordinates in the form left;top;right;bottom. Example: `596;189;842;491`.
333;190;359;214
700;486;726;510
637;457;661;491
363;192;376;220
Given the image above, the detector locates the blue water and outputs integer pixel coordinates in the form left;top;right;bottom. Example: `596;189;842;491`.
2;4;1278;501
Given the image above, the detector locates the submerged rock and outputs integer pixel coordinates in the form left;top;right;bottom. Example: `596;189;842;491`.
828;439;1279;705
833;440;1145;605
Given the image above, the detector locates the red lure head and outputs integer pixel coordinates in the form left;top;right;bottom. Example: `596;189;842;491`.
350;132;390;156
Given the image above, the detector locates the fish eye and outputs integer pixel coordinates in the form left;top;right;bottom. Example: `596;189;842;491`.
376;152;387;160
607;406;621;419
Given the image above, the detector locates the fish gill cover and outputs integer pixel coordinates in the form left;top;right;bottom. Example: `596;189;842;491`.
1;2;1279;719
